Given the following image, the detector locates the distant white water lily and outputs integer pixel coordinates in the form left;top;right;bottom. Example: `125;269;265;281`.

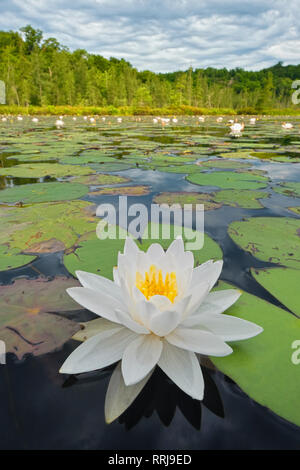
230;122;244;133
282;122;293;129
60;237;262;422
55;119;64;128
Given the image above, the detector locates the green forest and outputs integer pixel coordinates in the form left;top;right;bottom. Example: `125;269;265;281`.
0;25;300;114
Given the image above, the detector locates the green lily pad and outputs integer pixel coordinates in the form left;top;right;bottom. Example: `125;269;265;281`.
150;153;197;164
250;152;285;160
214;189;268;209
153;192;222;211
64;229;128;280
143;164;200;173
88;162;133;172
201;159;250;170
228;217;300;268
0;163;94;178
187;171;268;190
289;207;300;215
251;267;300;317
211;281;300;428
217;151;254;159
0;277;81;359
274;182;300;198
72;174;129;186
89;185;150;196
0;201;98;270
60;153;118;165
0;182;88;204
0;245;35;271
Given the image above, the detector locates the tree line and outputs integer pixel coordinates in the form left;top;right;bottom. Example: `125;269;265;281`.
0;25;299;112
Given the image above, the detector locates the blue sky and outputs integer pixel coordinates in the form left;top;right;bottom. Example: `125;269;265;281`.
0;0;299;72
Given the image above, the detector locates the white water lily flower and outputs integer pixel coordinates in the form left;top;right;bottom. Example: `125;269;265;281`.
60;237;263;422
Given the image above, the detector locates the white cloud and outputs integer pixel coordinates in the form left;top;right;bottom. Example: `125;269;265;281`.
0;0;299;72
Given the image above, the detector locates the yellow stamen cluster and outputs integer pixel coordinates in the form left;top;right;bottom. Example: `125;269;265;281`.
136;264;178;303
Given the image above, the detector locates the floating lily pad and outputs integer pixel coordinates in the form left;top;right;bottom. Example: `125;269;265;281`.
0;245;35;271
0;201;97;270
143;164;200;173
64;230;128;280
89;185;150;196
200;159;250;170
72;174;129;186
228;217;300;268
273;182;300;198
150;153;197;164
60;153;118;165
187;171;268;190
214;189;268;209
88;162;133;172
0;163;94;178
217;151;254;159
250;152;285;160
211;281;300;428
153;192;222;211
289;207;300;215
251;267;300;317
0;182;88;204
0;277;81;359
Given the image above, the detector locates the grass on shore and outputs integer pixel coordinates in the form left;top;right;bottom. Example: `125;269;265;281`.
0;104;300;116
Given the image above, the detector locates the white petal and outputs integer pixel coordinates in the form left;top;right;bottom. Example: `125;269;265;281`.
191;260;223;290
183;289;242;327
149;295;173;311
66;287;122;323
203;289;241;311
114;308;149;334
166;327;233;356
194;313;263;341
137;299;158;329
146;243;165;261
113;267;120;285
105;362;153;423
166;237;185;257
117;253;135;285
122;335;163;385
158;342;204;400
173;249;194;272
60;327;137;374
72;317;121;342
149;308;181;336
75;271;122;300
131;285;147;304
186;281;210;315
124;237;140;257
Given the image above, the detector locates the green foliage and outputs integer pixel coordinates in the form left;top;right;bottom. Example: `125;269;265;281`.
0;26;300;111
